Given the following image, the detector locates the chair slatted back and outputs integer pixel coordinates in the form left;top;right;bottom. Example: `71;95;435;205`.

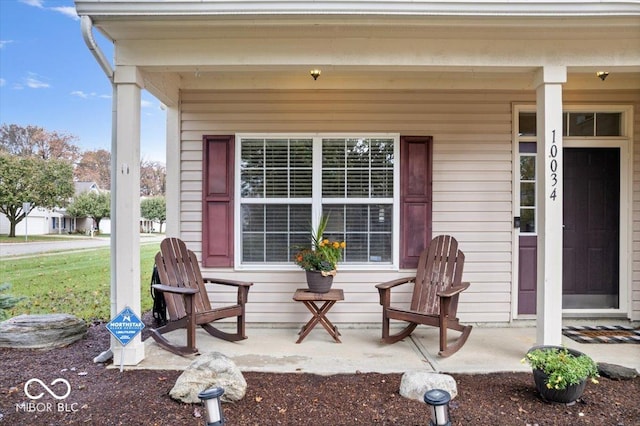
410;235;465;316
155;238;212;321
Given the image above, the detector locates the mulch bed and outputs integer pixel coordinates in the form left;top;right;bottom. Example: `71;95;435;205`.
0;321;638;425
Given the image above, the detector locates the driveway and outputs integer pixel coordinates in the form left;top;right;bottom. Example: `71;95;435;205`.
0;234;163;258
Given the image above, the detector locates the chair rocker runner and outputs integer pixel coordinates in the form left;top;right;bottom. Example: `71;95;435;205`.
150;238;252;356
376;235;472;357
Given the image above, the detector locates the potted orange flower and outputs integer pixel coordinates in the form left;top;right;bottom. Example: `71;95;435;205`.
293;215;345;292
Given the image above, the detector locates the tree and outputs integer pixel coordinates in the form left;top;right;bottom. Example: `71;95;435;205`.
75;149;111;190
0;123;80;164
66;191;110;231
140;196;166;233
0;154;75;237
140;160;166;196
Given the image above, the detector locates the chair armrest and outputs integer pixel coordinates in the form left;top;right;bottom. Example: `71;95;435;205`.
203;278;253;288
437;282;470;298
375;277;415;290
202;278;252;305
376;277;415;307
152;284;198;295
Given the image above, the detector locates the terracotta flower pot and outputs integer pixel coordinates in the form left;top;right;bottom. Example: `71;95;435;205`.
305;271;334;293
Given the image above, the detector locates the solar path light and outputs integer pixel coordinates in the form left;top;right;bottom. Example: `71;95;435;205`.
423;388;451;426
198;387;225;426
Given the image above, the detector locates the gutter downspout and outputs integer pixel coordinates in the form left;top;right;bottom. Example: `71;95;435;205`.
80;15;117;363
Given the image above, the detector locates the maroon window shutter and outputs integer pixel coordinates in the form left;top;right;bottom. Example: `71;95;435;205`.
202;135;234;267
400;136;433;269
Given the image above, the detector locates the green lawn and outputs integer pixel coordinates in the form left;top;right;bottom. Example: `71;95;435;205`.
1;244;158;322
0;234;102;243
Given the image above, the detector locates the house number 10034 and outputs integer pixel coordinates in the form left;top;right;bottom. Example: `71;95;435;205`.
549;129;558;201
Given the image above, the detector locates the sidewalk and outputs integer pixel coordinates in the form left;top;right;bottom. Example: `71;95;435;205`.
134;324;640;375
0;234;163;258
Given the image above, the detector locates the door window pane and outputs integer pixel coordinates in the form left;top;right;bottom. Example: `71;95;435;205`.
519;151;536;234
518;112;536;136
596;113;622;136
520;208;535;233
520;156;535;180
568;113;595;136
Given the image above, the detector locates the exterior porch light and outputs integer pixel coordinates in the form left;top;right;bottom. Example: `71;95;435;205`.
198;387;225;426
310;69;321;80
424;389;451;426
596;71;609;81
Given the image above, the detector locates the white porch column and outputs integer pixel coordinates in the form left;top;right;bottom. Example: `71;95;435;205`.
165;105;180;237
534;66;566;345
112;65;144;365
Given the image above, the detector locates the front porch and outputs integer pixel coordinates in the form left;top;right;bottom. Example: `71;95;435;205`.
134;321;640;374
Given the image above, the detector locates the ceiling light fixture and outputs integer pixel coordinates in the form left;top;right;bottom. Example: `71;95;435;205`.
310;69;321;80
596;71;609;81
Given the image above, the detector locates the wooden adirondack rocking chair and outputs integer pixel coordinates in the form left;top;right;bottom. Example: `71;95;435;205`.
375;235;472;357
150;238;252;356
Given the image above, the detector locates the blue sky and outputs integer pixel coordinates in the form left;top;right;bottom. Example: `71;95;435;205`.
0;0;167;163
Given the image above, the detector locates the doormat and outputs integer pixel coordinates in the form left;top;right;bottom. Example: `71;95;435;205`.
562;325;640;344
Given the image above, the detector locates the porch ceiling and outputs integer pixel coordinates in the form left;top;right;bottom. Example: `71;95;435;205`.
139;66;640;97
75;1;640;100
86;15;640;42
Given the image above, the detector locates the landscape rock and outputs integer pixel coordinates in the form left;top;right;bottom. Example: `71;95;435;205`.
0;313;87;349
598;362;639;380
399;371;458;402
169;352;246;404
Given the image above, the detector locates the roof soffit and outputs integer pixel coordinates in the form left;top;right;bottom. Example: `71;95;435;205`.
74;1;640;41
75;0;640;18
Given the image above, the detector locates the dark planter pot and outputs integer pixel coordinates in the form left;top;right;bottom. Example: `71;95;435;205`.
305;271;334;293
532;368;587;404
527;345;589;404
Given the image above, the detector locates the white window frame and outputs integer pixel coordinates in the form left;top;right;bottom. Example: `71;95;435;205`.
234;133;400;271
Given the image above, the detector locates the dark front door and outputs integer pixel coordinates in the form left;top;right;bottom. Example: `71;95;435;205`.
517;147;620;314
563;147;620;309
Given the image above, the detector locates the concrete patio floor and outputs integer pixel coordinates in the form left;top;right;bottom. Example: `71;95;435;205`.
134;322;639;375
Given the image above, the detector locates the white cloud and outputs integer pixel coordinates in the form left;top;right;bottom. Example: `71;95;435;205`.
24;73;50;89
0;40;14;49
141;100;154;109
0;78;5;87
20;1;78;20
71;90;89;98
71;90;111;99
51;6;79;20
19;0;44;8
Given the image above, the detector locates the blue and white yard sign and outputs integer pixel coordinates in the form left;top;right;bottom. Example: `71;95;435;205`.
106;306;145;346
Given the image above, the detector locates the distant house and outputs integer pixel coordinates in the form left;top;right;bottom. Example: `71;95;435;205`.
0;181;105;236
0;205;63;236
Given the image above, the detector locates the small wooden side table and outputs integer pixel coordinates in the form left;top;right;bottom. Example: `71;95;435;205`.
292;288;344;343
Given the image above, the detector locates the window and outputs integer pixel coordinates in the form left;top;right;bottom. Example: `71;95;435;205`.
519;144;536;234
237;135;398;268
564;112;622;137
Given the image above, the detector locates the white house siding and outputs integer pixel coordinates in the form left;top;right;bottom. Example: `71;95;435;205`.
0;208;59;236
178;89;640;324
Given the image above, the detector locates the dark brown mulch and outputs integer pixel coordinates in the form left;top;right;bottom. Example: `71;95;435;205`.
1;321;638;426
